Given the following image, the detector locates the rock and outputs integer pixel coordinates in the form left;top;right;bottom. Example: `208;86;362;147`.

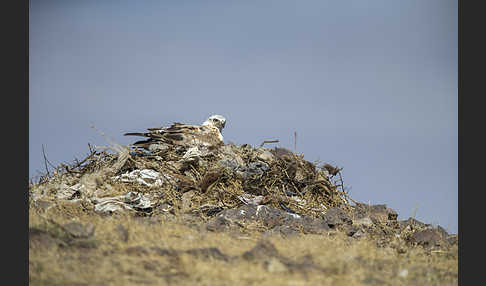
242;240;280;260
184;248;228;261
354;203;398;223
300;217;330;234
342;225;360;237
410;229;447;249
63;222;95;238
29;227;63;249
206;204;331;235
399;217;427;229
322;207;353;228
150;247;178;257
206;216;231;232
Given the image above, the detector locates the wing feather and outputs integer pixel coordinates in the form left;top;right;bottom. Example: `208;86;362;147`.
125;121;223;149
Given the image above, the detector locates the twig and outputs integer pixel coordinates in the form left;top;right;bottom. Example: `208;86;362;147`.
337;170;346;194
72;148;97;169
294;131;297;152
259;140;279;147
42;144;51;177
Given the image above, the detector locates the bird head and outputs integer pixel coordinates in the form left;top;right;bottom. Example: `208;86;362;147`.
203;114;226;131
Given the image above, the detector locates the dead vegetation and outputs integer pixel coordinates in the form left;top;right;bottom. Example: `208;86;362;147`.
29;140;458;285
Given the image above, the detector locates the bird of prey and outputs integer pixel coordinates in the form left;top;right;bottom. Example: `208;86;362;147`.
124;115;226;150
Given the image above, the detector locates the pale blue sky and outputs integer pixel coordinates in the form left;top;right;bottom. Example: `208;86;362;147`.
29;0;458;233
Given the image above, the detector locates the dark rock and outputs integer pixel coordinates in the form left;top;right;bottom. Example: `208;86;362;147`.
125;246;150;256
185;248;228;261
206;216;231;232
256;205;296;228
322;207;352;228
399;217;427;229
150;247;178;257
342;225;360;237
242;240;280;261
208;205;331;235
221;205;258;221
29;227;63;249
354;203;398;223
411;229;447;249
300;217;330;234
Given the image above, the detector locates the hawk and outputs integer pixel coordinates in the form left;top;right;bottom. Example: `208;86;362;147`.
124;115;226;150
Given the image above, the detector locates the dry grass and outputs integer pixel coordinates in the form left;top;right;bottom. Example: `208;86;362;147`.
29;204;457;286
29;143;457;285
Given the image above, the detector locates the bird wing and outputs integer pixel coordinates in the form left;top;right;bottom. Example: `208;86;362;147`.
124;122;222;148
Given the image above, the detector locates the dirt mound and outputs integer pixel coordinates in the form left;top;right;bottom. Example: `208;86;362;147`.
29;141;455;251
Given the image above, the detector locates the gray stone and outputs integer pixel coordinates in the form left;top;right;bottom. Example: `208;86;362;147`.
63;222;95;238
322;207;353;228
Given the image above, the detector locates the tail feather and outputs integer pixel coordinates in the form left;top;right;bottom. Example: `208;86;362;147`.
124;132;148;137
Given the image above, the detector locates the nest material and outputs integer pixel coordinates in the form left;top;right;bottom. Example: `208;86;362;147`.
29;142;352;219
